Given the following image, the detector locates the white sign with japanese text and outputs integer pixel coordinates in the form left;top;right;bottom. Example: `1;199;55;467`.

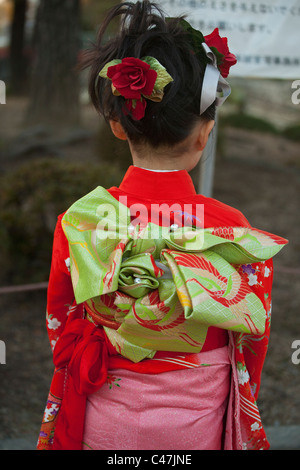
133;0;300;79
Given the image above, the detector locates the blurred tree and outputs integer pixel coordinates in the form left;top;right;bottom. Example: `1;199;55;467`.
26;0;81;127
81;0;120;30
9;0;27;94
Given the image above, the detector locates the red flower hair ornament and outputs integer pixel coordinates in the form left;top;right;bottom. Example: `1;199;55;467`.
177;20;237;115
204;28;237;79
99;56;173;120
99;23;237;120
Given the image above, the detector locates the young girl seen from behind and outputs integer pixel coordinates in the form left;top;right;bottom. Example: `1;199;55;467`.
38;1;287;451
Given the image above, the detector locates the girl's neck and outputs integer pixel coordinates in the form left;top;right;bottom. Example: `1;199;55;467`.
129;141;202;173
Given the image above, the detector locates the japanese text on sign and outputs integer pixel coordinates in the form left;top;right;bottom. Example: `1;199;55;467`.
146;0;300;78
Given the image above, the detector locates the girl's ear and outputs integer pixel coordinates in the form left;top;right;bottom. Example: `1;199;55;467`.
196;119;215;151
109;120;128;141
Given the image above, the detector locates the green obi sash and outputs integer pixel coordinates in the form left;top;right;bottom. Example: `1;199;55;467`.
62;186;287;363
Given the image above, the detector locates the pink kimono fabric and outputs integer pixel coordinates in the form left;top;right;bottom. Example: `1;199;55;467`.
82;345;240;450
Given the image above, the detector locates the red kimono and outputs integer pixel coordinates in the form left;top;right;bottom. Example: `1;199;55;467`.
37;166;287;450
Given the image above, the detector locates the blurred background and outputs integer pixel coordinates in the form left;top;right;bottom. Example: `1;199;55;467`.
0;0;299;449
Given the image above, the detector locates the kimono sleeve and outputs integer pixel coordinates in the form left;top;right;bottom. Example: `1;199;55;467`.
237;258;274;400
46;214;79;352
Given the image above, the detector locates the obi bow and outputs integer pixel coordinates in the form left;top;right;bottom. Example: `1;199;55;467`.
61;186;288;363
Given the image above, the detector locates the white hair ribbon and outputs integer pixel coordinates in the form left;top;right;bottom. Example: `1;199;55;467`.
200;42;231;115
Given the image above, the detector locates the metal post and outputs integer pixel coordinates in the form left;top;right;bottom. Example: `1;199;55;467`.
199;113;218;197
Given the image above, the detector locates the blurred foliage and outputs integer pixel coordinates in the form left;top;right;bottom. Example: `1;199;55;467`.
220;112;279;135
225;87;247;114
219;112;300;147
281;123;300;142
0;157;123;286
81;0;121;31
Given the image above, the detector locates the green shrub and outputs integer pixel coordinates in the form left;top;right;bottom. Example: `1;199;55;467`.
0;158;123;286
220;113;279;134
282;124;300;142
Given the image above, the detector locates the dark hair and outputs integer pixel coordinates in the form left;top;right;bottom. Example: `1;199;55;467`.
80;1;216;147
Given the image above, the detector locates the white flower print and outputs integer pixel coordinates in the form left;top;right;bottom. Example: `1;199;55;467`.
47;316;61;330
44;403;59;422
247;273;258;286
237;367;250;385
264;266;271;277
251;422;261;432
